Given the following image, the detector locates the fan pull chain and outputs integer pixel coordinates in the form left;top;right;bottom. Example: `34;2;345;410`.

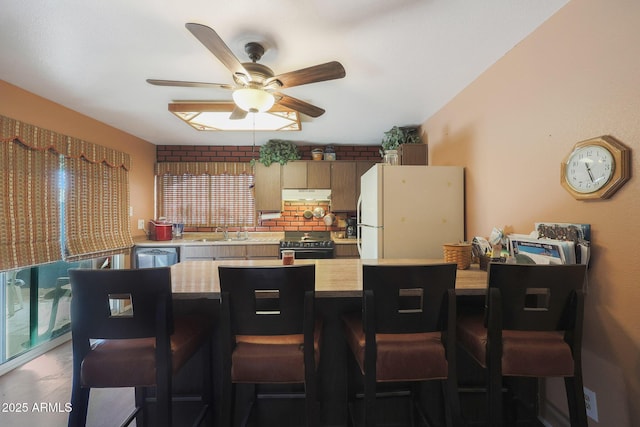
252;113;256;153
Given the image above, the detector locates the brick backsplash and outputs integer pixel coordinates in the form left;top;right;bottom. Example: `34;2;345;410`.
184;201;352;234
157;144;382;162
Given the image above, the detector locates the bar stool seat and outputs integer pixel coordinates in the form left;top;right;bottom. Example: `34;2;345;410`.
343;316;448;382
80;315;208;388
458;314;575;377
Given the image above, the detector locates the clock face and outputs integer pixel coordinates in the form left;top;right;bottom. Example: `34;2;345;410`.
565;145;614;193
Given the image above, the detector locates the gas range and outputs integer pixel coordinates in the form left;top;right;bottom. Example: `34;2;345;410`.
279;231;335;258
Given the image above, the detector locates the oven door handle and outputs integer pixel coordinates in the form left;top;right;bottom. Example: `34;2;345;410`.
279;248;334;259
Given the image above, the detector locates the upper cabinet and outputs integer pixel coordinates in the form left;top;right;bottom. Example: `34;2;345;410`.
255;160;377;212
330;162;356;211
282;161;330;189
307;162;331;188
331;161;376;212
281;161;306;188
254;163;282;212
398;144;428;165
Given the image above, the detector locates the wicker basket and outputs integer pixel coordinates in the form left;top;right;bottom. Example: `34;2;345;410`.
443;243;472;270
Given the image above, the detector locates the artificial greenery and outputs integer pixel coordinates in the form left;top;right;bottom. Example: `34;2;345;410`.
380;126;422;151
254;139;301;166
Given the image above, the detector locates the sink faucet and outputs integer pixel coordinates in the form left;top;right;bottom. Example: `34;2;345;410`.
215;226;229;240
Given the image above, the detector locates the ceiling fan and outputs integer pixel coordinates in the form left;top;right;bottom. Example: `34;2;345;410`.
147;23;346;119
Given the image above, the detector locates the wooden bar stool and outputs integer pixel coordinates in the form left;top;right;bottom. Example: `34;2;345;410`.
67;267;213;427
456;263;588;426
342;263;463;427
218;264;321;427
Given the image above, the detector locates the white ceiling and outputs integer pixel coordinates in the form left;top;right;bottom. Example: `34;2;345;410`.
0;0;568;147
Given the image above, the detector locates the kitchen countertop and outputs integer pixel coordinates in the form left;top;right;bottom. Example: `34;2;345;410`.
170;258;487;298
333;238;358;245
134;232;359;246
134;232;283;246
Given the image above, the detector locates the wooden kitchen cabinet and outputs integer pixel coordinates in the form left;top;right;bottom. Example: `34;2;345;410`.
307;161;331;188
212;245;247;260
335;243;359;258
282;161;307;188
254;163;282;212
181;245;217;261
282;161;331;189
181;245;247;261
246;244;280;259
330;161;377;211
398;143;428;165
330;162;356;211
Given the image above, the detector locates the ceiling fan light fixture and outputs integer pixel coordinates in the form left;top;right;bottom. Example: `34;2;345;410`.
232;88;275;113
168;102;301;131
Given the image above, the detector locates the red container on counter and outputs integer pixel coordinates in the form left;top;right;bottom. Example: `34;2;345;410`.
149;220;173;241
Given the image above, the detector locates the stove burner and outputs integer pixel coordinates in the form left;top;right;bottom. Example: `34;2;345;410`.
280;231;334;249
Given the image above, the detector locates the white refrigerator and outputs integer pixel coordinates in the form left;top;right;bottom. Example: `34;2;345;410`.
357;164;464;259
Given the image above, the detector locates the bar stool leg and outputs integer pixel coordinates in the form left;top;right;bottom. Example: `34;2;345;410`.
565;375;588;427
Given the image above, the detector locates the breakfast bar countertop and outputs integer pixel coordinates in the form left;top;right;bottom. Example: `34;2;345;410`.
170;258;487;299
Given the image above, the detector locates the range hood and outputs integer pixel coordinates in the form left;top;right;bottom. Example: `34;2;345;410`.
282;189;331;201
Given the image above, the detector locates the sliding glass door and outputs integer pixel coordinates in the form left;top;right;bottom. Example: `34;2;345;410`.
0;256;119;364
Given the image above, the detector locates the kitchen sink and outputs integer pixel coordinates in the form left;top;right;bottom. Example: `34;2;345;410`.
191;237;247;242
182;235;281;244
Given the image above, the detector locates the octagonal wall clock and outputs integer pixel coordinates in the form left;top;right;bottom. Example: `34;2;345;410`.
561;135;631;200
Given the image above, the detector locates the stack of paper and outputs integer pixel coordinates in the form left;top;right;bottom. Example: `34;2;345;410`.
508;223;591;265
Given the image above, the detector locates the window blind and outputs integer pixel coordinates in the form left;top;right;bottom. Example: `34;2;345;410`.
0;137;61;270
0;115;133;268
64;156;133;261
156;162;255;227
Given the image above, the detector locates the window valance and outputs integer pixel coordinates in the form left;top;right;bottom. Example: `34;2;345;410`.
156;162;253;176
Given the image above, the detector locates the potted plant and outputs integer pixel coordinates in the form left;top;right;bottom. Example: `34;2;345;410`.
254;139;301;166
380;126;422;164
381;126;422;151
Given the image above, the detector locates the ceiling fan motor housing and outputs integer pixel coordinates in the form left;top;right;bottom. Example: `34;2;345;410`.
234;62;281;89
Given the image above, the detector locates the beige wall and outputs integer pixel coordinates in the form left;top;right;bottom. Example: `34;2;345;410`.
0;80;156;241
424;0;640;425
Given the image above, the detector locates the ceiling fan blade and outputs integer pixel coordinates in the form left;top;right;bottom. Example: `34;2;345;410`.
229;106;248;120
185;23;250;81
274;93;325;118
146;79;234;90
267;61;345;89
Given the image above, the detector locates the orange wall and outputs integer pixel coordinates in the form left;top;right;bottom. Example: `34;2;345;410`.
424;0;640;425
0;80;156;239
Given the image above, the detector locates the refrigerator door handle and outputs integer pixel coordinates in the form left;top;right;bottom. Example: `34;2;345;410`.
356;223;383;229
356;195;383;258
356;194;362;257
